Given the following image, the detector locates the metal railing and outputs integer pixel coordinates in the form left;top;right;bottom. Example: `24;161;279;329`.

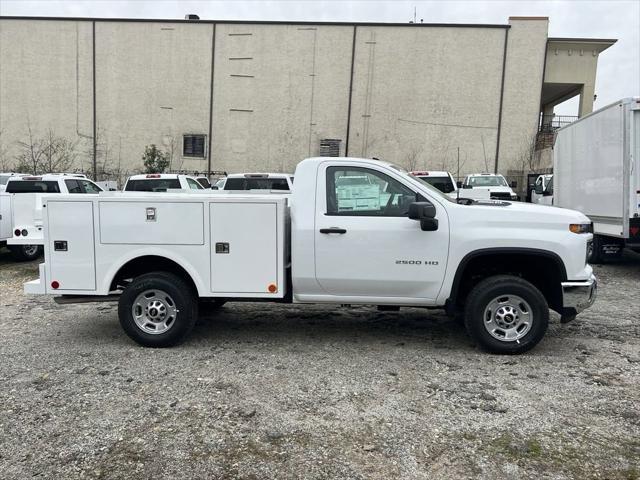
538;114;578;133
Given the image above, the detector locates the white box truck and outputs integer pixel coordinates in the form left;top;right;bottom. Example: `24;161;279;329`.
24;157;597;354
554;98;640;262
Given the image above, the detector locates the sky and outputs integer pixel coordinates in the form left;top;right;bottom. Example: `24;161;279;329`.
1;0;638;115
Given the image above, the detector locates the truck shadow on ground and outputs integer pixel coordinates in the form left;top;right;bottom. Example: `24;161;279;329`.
193;305;474;350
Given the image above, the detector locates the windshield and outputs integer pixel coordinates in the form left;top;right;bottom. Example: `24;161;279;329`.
0;176;12;185
415;175;455;194
223;178;290;191
467;176;507;187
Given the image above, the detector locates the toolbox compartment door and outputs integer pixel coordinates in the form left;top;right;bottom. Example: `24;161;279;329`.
47;201;96;290
210;202;278;294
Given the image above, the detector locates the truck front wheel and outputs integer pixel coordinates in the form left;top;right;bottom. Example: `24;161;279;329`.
118;272;198;347
464;275;549;354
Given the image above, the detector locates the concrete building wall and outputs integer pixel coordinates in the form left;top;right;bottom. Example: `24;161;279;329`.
0;17;610;182
211;24;353;173
0;19;93;169
348;26;505;173
497;17;549;173
95;21;213;176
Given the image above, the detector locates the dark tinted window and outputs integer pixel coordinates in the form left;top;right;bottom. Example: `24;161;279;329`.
6;181;61;193
125;179;181;192
416;176;455;194
223;178;290;190
196;177;211;188
65;179;83;193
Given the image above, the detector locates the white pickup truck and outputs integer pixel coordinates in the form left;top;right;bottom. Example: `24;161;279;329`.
24;157;597;354
463;173;519;201
123;174;205;192
4;174;103;259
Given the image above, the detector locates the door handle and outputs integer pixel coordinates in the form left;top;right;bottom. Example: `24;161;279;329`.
319;227;347;234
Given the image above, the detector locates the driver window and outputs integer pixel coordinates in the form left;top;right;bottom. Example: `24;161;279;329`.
326;166;418;217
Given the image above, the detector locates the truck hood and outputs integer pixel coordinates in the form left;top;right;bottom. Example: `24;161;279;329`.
465;200;590;224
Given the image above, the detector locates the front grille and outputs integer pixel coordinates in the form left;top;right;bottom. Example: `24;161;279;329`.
490;192;512;200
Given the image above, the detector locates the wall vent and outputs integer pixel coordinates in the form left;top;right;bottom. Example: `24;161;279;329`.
319;139;341;157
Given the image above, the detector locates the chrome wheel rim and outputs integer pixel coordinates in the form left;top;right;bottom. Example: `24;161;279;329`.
483;294;532;343
132;289;178;335
23;245;38;257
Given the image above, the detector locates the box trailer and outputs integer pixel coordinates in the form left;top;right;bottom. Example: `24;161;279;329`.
553;98;640;262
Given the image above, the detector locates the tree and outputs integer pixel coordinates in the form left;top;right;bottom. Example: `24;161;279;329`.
403;144;423;171
0;129;11;171
142;144;170;174
14;126;77;174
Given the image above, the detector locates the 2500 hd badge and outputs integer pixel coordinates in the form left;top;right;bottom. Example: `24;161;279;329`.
395;260;440;265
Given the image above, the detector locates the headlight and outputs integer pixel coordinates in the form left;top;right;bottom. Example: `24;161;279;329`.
569;223;593;234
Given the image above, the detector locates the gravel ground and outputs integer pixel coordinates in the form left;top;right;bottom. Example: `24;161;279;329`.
0;247;638;480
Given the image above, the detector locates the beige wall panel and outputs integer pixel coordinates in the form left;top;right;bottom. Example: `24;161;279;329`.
95;21;213;174
348;26;506;175
497;19;548;173
0;19;93;170
210;24;353;173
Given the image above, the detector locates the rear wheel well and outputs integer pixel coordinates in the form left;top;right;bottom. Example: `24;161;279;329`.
110;256;198;294
449;251;566;314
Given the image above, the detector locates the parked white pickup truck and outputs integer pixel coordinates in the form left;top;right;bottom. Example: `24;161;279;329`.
123;174;205;192
5;174;103;260
24;157;596;354
463;173;519;201
220;173;294;192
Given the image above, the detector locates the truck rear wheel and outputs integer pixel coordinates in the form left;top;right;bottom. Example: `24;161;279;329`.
118;272;198;347
464;275;549;354
9;244;42;262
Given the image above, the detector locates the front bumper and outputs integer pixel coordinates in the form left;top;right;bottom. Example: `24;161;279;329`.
561;274;597;315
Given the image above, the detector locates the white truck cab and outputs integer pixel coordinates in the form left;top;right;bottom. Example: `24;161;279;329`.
4;174;103;260
123;174;205;192
25;157;596;354
221;173;294;192
463;173;518;201
531;174;554;206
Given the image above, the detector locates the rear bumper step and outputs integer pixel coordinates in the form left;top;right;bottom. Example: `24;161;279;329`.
54;295;120;304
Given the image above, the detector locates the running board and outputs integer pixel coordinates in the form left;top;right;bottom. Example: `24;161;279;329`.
54;295;120;304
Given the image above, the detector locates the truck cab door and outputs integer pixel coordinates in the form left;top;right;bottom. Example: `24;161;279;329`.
314;163;449;303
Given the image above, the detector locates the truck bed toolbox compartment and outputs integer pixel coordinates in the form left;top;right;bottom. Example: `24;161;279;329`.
99;201;204;245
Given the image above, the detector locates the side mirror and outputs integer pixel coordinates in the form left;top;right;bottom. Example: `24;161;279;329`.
408;202;438;231
534;184;543;194
462;184;473;189
456;181;463;188
510;181;517;188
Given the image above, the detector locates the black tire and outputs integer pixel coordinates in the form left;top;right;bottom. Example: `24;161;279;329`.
9;244;42;262
118;271;198;348
464;275;549;354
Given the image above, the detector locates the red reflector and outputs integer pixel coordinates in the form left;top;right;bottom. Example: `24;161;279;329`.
14;229;21;236
51;281;60;289
146;174;161;178
268;283;277;293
